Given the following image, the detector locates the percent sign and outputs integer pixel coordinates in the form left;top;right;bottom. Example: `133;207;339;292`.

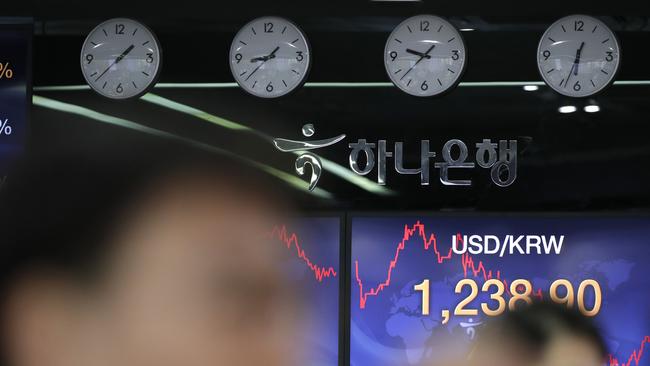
0;62;14;79
0;119;12;136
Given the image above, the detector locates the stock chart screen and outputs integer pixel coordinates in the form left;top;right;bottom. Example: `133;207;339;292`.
271;217;340;366
350;215;650;366
0;22;30;176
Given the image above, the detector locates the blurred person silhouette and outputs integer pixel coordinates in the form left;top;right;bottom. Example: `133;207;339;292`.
0;141;304;366
466;301;607;366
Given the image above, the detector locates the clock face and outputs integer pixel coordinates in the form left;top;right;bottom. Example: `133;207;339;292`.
80;18;161;99
384;15;467;97
537;15;621;97
230;16;311;98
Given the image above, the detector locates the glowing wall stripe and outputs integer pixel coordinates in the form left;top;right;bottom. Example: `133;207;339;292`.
32;80;650;92
31;95;333;199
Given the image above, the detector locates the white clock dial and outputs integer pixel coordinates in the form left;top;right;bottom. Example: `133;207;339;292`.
384;15;467;97
538;15;621;97
230;17;311;98
80;18;161;99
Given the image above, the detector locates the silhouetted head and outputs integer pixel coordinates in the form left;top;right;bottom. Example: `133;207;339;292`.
0;141;301;366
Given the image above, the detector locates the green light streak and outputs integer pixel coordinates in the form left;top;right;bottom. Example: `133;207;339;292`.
140;93;393;196
32;95;333;199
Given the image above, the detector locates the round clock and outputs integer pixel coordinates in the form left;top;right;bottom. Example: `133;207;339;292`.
384;15;467;97
80;18;162;100
537;15;620;97
230;16;311;98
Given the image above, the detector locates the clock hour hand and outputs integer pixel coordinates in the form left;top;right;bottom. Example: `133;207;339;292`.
95;44;135;82
250;46;281;63
400;44;435;81
405;48;432;59
245;46;280;81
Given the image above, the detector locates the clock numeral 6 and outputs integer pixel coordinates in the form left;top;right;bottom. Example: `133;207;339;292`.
266;82;274;92
543;50;551;60
85;54;94;64
421;80;429;91
606;51;614;62
296;51;304;62
573;81;581;91
389;51;397;62
116;83;123;94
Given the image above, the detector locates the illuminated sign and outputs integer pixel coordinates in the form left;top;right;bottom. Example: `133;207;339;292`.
273;124;517;191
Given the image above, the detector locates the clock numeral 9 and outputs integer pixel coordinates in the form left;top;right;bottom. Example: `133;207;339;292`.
235;53;243;64
146;53;154;64
264;22;274;33
420;80;428;91
116;83;123;94
266;82;274;92
115;23;125;35
542;50;551;60
296;51;304;62
574;20;584;32
389;51;397;62
85;54;94;64
452;50;460;61
606;51;614;62
420;20;430;32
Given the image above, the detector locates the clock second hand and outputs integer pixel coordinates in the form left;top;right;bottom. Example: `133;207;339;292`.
400;44;435;81
246;46;280;81
563;41;585;87
95;44;135;82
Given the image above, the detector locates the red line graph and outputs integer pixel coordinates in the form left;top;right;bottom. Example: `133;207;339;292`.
270;225;337;282
609;336;650;366
354;221;543;309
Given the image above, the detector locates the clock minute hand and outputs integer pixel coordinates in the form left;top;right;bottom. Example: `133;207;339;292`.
573;41;585;76
563;42;584;87
95;44;135;82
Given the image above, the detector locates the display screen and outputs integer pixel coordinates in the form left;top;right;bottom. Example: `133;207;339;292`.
271;217;340;366
350;215;650;366
0;22;31;176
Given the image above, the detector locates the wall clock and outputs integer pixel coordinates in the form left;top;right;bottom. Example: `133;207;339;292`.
537;15;620;97
80;18;162;99
230;16;311;98
384;15;467;97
